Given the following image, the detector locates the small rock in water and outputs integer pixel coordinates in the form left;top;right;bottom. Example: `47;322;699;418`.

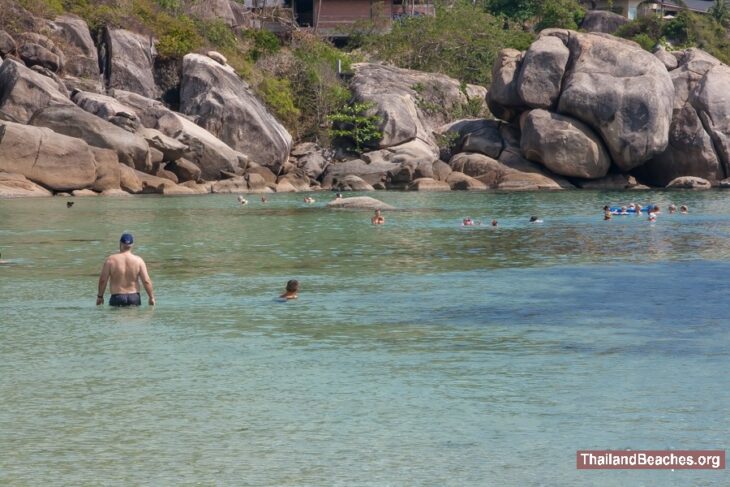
326;196;395;210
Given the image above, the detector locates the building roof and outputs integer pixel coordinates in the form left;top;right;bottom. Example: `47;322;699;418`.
661;0;714;14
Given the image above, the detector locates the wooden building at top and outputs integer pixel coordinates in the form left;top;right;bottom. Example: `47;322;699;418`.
287;0;435;33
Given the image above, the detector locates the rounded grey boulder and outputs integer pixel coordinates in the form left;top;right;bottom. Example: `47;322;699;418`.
520;109;611;179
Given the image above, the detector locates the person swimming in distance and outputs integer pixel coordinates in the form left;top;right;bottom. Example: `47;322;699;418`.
648;211;657;222
462;217;474;226
604;209;612;220
335;192;343;199
303;196;315;204
371;209;385;225
280;279;299;300
652;205;661;214
67;201;74;208
261;196;268;203
237;195;248;205
491;219;498;227
680;205;689;214
669;204;677;214
529;216;543;223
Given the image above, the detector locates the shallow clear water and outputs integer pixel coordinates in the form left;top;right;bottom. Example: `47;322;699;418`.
1;191;728;486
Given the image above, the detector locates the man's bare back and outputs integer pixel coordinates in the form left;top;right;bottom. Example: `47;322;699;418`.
97;233;155;306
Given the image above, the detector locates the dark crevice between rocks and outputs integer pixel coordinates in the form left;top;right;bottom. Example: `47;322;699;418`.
553;35;574;116
99;27;112;93
154;56;181;111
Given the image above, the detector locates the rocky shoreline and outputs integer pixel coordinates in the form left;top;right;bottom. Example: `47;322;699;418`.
2;7;730;198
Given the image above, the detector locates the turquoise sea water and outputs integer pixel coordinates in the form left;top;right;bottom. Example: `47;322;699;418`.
0;191;728;486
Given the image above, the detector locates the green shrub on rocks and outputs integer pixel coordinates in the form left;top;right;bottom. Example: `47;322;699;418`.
258;76;301;130
616;10;730;63
360;1;533;87
328;101;383;155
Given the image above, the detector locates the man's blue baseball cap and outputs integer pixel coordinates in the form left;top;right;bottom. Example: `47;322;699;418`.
120;233;134;245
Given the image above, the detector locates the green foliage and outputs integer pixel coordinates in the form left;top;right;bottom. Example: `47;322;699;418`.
485;0;538;22
155;0;180;12
485;0;585;30
534;0;585;31
328;102;383;155
155;15;201;59
198;19;237;51
435;131;460;153
709;0;730;26
259;76;301;129
615;14;663;41
18;0;64;17
663;11;695;45
361;1;533;86
616;10;730;63
287;32;353;141
244;29;281;61
631;33;657;52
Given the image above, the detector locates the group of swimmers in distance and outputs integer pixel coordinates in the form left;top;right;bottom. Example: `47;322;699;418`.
461;216;542;226
603;203;689;222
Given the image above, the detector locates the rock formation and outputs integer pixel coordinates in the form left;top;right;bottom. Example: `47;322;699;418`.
179;53;292;173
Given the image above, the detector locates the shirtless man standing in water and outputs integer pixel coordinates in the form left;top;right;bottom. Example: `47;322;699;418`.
96;233;155;307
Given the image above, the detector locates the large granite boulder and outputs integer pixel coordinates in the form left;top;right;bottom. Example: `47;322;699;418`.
179;53;292;173
113;89;246;179
158;111;245;179
119;164;143;193
446;171;488;191
30;105;152;172
113;89;170;128
71;89;141;132
408;177;451;191
321;159;400;189
690;63;730;179
653;46;678;71
138;127;188;161
520;109;611;179
580;10;629;34
498;148;573;189
450;150;571;191
487;49;524;122
0;172;52;198
89;147;121;192
0;59;72;123
440;118;504;159
104;28;158;99
51;15;99;78
517;36;569;110
350;62;487;149
30;65;67;94
0;31;16;58
16;33;65;71
556;32;674;171
450;152;504;179
666;176;712;189
333;174;375;192
18;42;61;72
634;49;725;186
0;121;96;191
166;158;201;183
